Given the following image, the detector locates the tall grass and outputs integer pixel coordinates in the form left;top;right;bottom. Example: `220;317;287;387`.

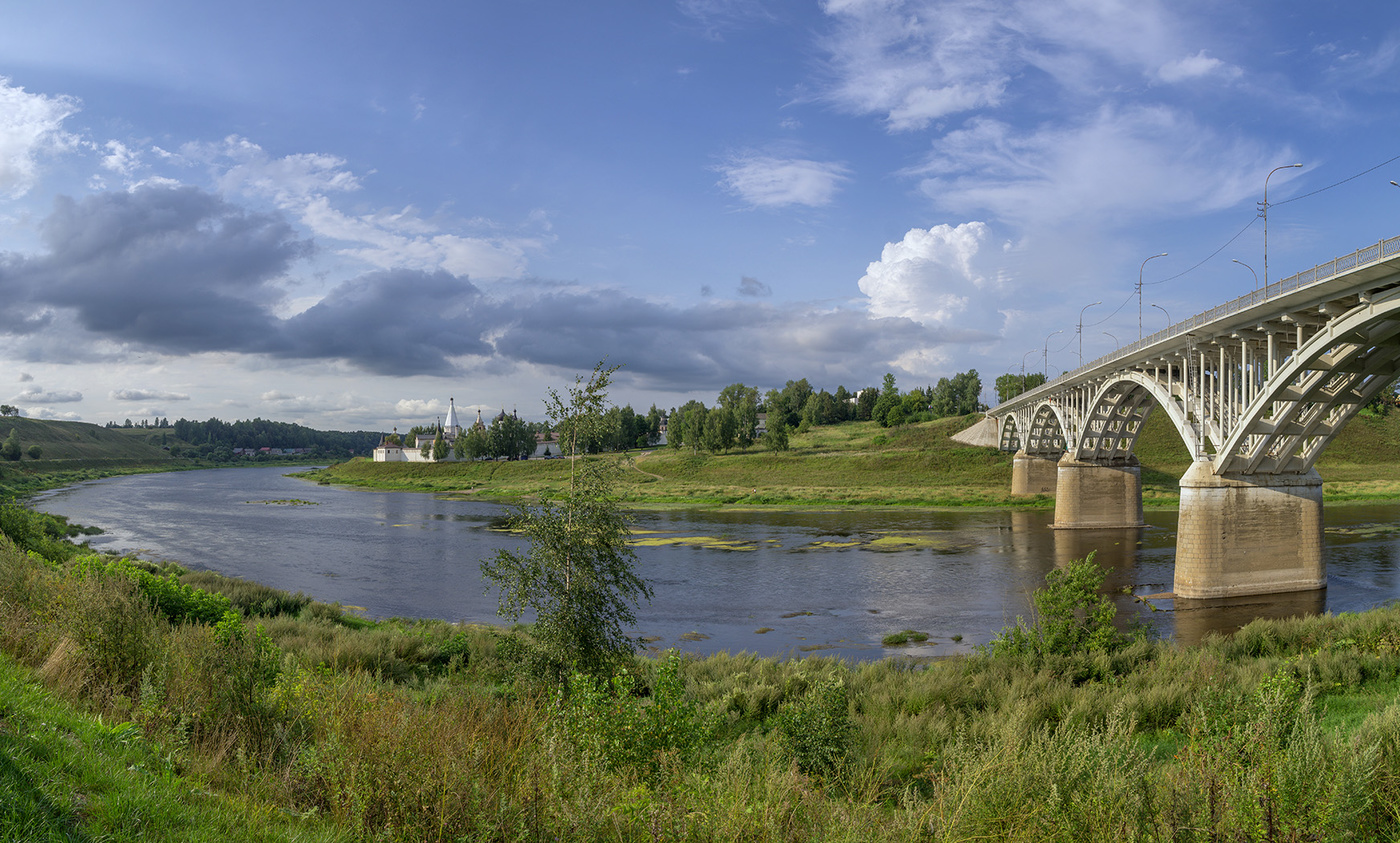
12;528;1400;839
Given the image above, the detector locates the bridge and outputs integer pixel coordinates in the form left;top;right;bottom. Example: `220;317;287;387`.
988;235;1400;599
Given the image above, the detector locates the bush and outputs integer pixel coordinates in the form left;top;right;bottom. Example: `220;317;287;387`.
555;650;712;782
75;555;233;625
775;674;854;780
987;553;1136;661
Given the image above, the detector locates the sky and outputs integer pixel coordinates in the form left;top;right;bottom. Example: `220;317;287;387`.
1;0;1399;431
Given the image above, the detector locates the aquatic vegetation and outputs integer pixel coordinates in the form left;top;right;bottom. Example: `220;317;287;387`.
881;629;930;646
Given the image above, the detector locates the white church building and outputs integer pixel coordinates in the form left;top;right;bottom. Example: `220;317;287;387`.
372;398;472;462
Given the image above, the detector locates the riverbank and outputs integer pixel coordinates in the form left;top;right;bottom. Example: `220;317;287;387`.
298;409;1400;508
7;510;1400;840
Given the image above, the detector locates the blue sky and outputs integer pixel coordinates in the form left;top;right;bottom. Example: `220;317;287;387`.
1;0;1399;430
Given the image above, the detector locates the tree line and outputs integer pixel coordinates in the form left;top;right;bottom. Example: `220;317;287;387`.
666;370;985;455
164;417;383;459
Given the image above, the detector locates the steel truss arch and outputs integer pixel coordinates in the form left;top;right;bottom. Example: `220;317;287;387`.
999;414;1021;452
1217;288;1400;475
1073;372;1202;462
1022;402;1070;458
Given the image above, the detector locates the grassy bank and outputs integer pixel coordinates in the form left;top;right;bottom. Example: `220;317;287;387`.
9;502;1400;840
302;408;1400;508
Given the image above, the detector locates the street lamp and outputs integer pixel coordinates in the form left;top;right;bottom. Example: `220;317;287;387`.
1044;329;1063;379
1103;331;1119;350
1138;253;1168;340
1077;301;1101;367
1150;303;1170;331
1232;258;1258;292
1260;163;1303;289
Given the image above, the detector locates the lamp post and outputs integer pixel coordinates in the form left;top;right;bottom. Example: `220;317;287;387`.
1138;253;1168;340
1019;350;1038;397
1044;329;1063;379
1150;303;1170;331
1103;331;1119;350
1077;301;1101;367
1232;258;1258;292
1260;163;1303;289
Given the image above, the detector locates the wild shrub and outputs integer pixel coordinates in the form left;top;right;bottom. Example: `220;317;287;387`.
986;552;1138;662
775;674;854;781
0;499;85;563
555;650;712;782
47;567;165;702
1172;665;1378;838
179;569;311;617
74;555;232;625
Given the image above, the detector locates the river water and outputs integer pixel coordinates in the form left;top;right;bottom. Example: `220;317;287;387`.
29;466;1400;660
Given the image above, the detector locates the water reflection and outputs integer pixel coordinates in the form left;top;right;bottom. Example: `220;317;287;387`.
29;466;1400;660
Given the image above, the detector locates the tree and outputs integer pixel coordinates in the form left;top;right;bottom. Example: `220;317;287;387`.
0;405;17;417
1;429;19;462
931;369;983;417
717;383;759;448
872;373;900;427
26;445;42;460
995;372;1047;403
431;428;448;460
480;363;653;683
764;416;790;453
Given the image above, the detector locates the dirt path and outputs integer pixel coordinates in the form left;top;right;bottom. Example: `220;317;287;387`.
631;450;664;481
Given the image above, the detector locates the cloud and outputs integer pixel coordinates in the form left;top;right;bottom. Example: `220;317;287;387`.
191;135;361;208
4;184;308;352
1158;51;1241;83
0;184;994;388
395;398;447;417
17;372;32;382
12;386;82;403
715;155;850;208
111;388;190;401
100;140;140;177
738;276;772;297
26;408;82;421
857;222;1000;331
912;107;1279;229
0;77;81;199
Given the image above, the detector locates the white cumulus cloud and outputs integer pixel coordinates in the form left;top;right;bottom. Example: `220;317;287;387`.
857;222;992;326
0;77;80;199
1158;50;1241;83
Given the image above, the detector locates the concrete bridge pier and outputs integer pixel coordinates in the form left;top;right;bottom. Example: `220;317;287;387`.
1051;455;1144;529
1174;462;1324;598
1011;450;1060;495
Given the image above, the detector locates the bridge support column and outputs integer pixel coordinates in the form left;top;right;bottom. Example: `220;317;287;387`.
1052;455;1144;529
1175;462;1324;598
1011;450;1060;495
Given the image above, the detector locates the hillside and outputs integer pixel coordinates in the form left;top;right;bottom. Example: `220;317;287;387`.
0;416;176;461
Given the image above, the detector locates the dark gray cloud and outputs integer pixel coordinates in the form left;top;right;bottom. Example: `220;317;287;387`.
277;269;495;375
3;185;305;353
0;185;977;392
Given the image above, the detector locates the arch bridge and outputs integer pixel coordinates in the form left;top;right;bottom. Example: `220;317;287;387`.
990;235;1400;598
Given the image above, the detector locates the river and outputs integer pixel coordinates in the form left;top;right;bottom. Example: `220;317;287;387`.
29;465;1400;660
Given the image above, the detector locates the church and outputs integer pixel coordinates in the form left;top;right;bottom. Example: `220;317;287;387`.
372;398;474;462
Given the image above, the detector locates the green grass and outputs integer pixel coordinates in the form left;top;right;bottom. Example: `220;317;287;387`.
0;654;346;843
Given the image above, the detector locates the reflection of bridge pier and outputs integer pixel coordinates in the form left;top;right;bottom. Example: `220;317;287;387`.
990;234;1400;599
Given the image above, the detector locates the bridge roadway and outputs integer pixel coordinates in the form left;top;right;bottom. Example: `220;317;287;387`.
989;234;1400;599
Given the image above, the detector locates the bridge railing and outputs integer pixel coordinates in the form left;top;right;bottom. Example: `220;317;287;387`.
995;234;1400;412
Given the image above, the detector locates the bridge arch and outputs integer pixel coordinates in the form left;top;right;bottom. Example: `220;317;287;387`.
999;414;1021;452
1072;372;1203;462
1024;403;1069;458
1217;288;1400;475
